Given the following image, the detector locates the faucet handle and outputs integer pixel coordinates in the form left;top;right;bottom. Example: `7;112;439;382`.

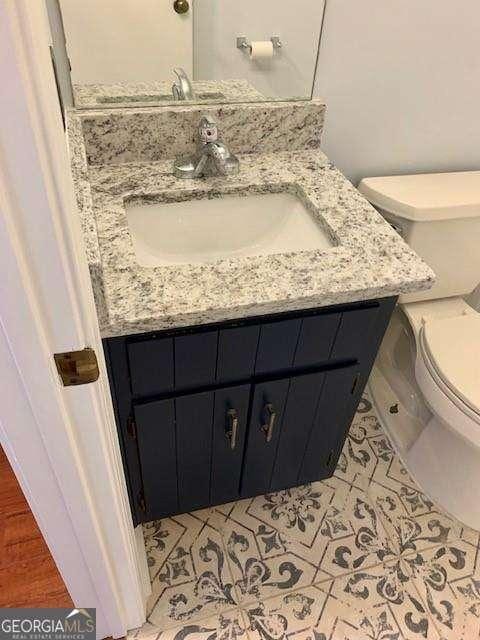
198;115;219;144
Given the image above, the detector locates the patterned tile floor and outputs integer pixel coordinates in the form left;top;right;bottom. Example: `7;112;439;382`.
131;393;480;640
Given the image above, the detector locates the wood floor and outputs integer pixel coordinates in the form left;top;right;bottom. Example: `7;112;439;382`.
0;446;73;607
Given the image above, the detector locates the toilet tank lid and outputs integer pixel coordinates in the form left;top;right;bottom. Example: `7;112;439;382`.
358;171;480;221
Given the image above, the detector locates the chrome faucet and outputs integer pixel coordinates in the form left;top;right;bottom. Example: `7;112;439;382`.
173;116;240;179
171;67;196;101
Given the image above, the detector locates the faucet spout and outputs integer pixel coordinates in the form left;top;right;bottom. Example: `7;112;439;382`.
172;68;196;101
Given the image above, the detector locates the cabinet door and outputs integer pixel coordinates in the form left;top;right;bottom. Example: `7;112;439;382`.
211;385;251;505
270;371;325;492
135;385;251;520
134;390;214;520
241;379;289;497
299;365;360;484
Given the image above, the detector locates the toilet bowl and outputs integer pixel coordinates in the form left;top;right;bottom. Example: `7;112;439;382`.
359;171;480;528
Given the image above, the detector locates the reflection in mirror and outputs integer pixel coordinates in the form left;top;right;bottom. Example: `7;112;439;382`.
48;0;326;110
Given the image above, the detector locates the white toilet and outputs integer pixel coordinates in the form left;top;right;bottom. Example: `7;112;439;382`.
358;171;480;529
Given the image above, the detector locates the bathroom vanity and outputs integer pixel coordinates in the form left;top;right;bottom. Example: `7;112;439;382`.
66;99;434;526
104;297;395;524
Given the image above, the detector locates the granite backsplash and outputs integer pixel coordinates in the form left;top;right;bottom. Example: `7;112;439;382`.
79;99;326;166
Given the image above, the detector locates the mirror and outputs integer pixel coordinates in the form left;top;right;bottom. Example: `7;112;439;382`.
47;0;325;110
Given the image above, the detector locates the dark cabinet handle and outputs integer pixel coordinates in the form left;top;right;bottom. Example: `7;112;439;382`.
262;403;276;442
226;408;239;450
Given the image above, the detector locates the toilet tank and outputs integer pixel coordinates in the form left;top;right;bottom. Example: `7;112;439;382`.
359;171;480;303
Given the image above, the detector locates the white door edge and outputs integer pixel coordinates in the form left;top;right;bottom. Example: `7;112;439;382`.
0;1;146;637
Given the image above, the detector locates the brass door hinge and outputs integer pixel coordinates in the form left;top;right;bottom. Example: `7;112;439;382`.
138;491;147;513
54;347;99;386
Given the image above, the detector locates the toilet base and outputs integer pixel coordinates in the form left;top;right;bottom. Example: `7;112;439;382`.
370;366;480;530
407;416;480;530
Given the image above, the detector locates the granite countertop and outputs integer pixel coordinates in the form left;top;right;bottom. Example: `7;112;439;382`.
82;149;434;337
74;79;265;109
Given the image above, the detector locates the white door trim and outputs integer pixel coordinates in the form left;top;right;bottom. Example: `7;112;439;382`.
0;1;146;637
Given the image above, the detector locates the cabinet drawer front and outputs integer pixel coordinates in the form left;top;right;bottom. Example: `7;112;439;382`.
128;338;174;397
211;384;251;505
255;319;302;374
293;313;340;368
331;306;379;361
134;398;178;520
217;325;260;383
175;331;218;391
127;303;381;400
270;371;326;492
176;391;214;513
299;365;360;484
241;378;290;497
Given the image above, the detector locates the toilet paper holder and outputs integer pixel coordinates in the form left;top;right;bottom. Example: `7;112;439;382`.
236;36;283;52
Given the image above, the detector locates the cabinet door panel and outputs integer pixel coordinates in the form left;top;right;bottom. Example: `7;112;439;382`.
299;365;360;484
255;319;301;375
134;399;178;520
217;325;260;383
175;331;218;390
211;385;251;505
270;372;325;492
241;379;290;497
128;337;174;397
293;314;340;368
176;391;214;513
331;307;379;361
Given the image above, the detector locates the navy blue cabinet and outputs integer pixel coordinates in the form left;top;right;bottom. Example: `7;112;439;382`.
104;297;396;523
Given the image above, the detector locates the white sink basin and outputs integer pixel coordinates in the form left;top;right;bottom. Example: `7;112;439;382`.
126;192;334;267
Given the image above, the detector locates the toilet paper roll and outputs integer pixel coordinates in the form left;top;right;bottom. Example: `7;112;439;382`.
249;40;274;60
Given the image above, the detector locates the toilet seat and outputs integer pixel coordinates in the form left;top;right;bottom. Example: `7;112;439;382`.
420;313;480;420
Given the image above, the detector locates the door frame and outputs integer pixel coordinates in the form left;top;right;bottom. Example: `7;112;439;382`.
0;2;147;637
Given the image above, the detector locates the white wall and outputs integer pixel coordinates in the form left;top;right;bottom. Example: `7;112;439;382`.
60;0;193;83
314;0;480;184
194;0;324;98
